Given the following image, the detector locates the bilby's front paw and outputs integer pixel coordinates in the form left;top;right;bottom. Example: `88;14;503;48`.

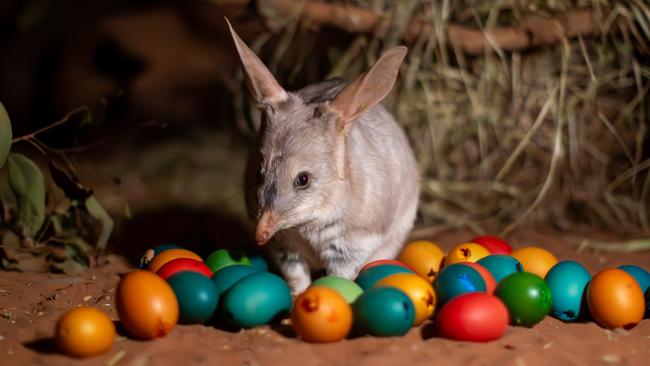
287;276;311;297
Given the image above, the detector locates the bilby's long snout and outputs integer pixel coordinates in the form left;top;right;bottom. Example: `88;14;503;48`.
255;209;279;245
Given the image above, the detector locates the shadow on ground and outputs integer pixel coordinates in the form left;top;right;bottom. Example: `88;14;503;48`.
110;206;258;266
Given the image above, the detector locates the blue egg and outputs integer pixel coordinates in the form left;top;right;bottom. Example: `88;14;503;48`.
352;287;415;336
434;264;486;305
211;264;258;293
168;271;220;324
249;255;269;272
544;260;591;322
222;272;292;328
355;264;415;290
477;255;524;283
618;265;650;293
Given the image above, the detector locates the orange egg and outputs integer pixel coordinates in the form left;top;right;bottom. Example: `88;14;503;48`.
147;249;202;273
55;307;115;358
291;287;353;342
398;240;445;283
445;243;490;266
374;273;436;326
116;271;179;339
587;268;645;329
511;246;558;278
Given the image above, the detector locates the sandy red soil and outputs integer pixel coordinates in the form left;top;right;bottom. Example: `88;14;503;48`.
1;229;649;366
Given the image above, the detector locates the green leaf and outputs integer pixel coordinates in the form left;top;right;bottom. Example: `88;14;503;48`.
7;153;45;237
0;102;12;168
84;196;113;250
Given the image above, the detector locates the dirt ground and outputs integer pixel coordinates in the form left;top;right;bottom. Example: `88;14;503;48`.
1;229;649;366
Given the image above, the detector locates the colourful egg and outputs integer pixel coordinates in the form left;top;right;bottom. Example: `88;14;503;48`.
510;246;558;278
355;264;415;290
470;235;512;254
352;287;415;336
544;260;591;322
116;271;179;339
495;272;551;326
618;265;650;293
205;249;251;272
147;249;202;273
249;255;269;272
156;258;213;280
436;292;509;342
444;243;490;266
211;264;258;293
587;268;644;329
139;244;182;269
360;259;414;272
311;276;363;304
460;262;497;294
56;307;116;358
291;287;353;342
168;271;220;324
434;263;486;305
374;273;435;326
476;255;523;283
397;240;445;282
222;272;292;328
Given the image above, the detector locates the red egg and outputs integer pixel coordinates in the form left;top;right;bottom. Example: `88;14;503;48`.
460;262;497;294
156;258;213;280
471;235;512;254
437;292;509;342
360;259;413;273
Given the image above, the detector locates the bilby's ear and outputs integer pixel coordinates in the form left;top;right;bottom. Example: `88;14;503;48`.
225;18;288;106
330;47;407;129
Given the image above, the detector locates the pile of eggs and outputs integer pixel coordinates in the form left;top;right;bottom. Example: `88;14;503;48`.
55;236;650;357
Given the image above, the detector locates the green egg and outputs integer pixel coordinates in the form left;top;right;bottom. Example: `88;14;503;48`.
211;264;258;293
222;272;291;328
168;271;220;324
205;249;251;272
352;287;415;336
311;276;363;303
496;272;552;326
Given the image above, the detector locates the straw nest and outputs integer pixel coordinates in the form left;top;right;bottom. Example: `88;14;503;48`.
230;0;650;237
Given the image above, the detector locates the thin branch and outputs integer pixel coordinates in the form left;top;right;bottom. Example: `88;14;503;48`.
11;106;89;144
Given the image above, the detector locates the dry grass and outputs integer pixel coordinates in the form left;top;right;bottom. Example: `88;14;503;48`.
237;0;650;237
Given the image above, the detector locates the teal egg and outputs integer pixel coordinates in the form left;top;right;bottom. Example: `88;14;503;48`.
139;243;182;269
168;271;220;324
477;255;524;283
352;287;415;336
355;264;415;290
618;265;650;293
205;249;251;272
312;276;364;303
249;255;269;272
211;264;258;293
544;260;591;322
222;272;292;328
434;263;486;305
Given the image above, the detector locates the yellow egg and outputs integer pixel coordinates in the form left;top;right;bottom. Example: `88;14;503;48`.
511;246;558;278
398;240;445;283
55;307;115;358
116;270;179;339
375;273;436;326
444;243;490;266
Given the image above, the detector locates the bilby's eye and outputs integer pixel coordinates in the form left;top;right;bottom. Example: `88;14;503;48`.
294;171;311;189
